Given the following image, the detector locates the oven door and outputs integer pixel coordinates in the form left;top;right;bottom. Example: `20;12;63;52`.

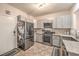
43;34;52;43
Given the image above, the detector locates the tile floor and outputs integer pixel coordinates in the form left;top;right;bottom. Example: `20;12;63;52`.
15;42;53;56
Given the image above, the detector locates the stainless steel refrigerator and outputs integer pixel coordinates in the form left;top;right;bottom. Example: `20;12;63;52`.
25;22;34;50
17;16;34;50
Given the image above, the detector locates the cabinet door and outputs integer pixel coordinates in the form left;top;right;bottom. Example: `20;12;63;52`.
37;21;43;28
53;15;72;28
63;15;72;28
57;15;72;28
37;21;40;28
53;18;57;28
57;16;63;28
62;16;67;28
66;15;72;28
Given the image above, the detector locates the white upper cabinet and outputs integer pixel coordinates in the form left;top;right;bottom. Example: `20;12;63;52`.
53;18;57;28
62;15;72;28
57;16;63;28
37;15;72;28
37;20;43;28
66;15;72;28
53;15;72;28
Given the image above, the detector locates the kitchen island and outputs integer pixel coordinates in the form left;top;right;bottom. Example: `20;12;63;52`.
52;34;79;56
63;40;79;56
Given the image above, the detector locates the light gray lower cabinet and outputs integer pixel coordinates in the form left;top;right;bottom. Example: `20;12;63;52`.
52;35;61;47
36;34;43;43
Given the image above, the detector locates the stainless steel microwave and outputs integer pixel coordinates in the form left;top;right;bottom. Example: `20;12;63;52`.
44;23;52;28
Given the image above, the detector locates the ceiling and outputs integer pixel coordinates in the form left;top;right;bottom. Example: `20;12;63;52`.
9;3;75;17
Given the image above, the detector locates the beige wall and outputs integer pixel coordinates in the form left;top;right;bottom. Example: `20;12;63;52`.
0;4;35;22
70;3;79;41
71;3;79;30
0;3;35;55
75;10;79;31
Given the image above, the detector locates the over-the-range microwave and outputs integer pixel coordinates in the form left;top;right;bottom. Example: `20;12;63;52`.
44;23;52;28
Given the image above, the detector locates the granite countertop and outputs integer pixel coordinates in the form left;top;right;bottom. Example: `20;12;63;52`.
53;34;75;38
36;32;77;40
35;30;78;41
63;40;79;55
53;34;78;41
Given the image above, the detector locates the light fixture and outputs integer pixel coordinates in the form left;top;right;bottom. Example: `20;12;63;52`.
37;3;48;8
38;3;45;7
5;10;11;15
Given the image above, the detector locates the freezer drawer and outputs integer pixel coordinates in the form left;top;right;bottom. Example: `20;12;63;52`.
24;38;34;50
24;39;30;50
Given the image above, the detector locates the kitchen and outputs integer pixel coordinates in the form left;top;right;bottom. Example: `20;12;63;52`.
0;3;79;56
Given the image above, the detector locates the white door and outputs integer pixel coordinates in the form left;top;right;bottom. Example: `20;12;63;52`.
0;15;17;55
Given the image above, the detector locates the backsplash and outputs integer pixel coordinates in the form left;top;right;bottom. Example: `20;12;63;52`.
53;28;71;35
76;31;79;39
34;28;71;35
75;31;79;41
70;29;79;41
70;29;77;37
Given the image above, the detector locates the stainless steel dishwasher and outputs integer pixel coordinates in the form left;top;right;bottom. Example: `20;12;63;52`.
52;35;61;47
